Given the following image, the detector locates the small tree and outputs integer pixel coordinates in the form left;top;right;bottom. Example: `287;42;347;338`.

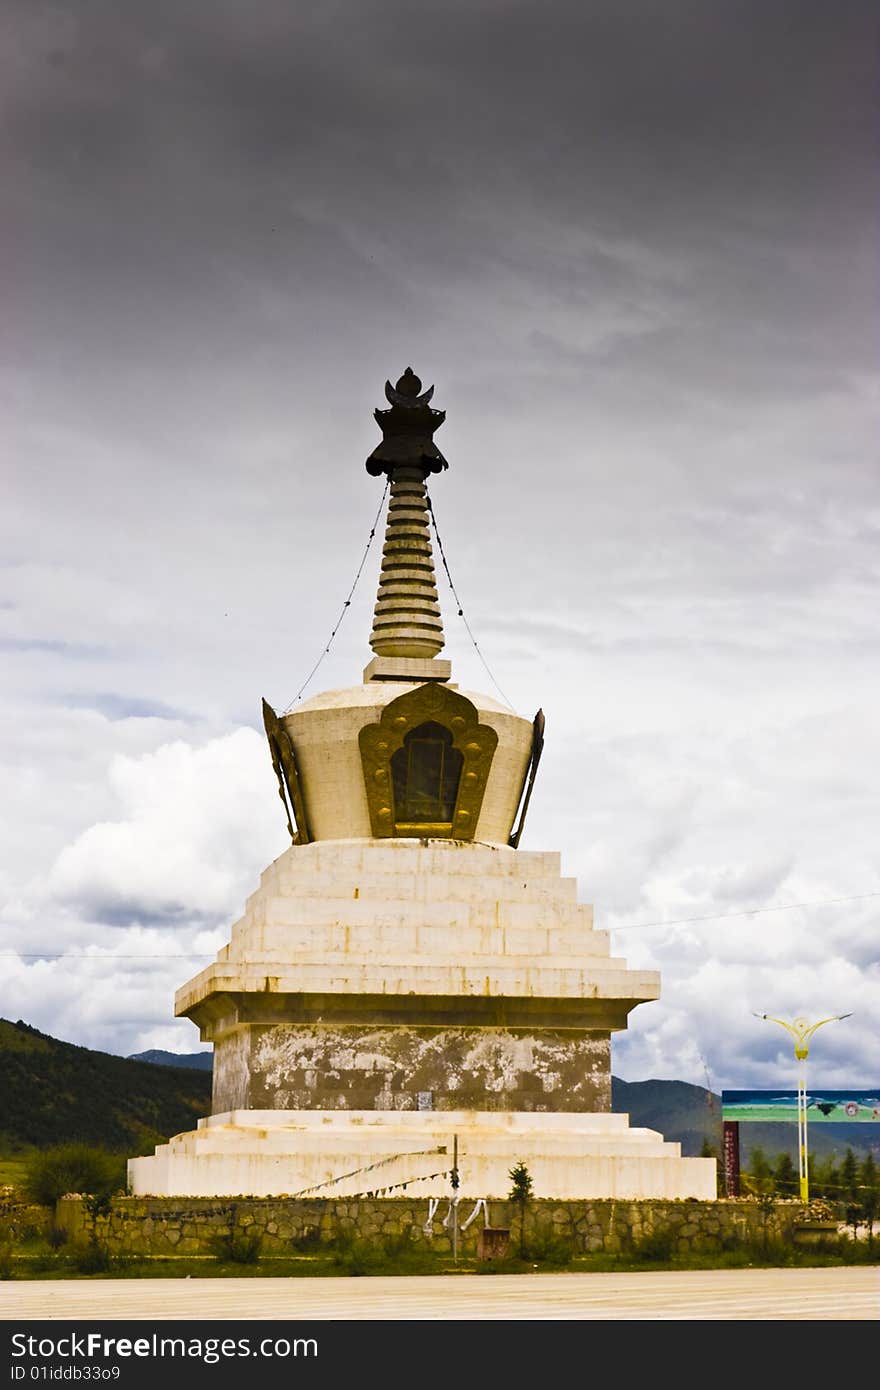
860;1188;878;1252
508;1161;534;1259
773;1152;798;1198
744;1146;773;1197
859;1151;878;1198
859;1152;878;1251
840;1148;859;1205
756;1188;777;1253
811;1154;839;1200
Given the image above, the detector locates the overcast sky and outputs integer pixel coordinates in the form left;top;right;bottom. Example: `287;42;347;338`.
2;0;878;1097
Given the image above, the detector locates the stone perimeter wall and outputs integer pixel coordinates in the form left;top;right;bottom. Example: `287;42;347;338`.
55;1195;808;1258
0;1197;52;1243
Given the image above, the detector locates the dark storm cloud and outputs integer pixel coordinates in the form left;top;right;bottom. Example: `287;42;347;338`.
4;0;876;400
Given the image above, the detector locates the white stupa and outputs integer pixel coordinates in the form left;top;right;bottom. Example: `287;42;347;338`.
129;369;715;1201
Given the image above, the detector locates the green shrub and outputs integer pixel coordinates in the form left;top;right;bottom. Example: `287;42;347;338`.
23;1146;126;1208
290;1226;322;1252
523;1232;573;1267
633;1226;676;1262
27;1249;64;1274
69;1237;112;1275
0;1241;13;1280
327;1232;386;1276
380;1233;414;1259
331;1240;384;1276
208;1232;263;1265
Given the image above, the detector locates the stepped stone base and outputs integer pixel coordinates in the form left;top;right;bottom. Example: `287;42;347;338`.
127;1109;717;1200
178;840;661;1118
150;839;714;1201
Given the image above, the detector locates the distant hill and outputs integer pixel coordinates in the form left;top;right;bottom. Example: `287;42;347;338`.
0;1019;212;1155
128;1048;213;1071
612;1076;721;1157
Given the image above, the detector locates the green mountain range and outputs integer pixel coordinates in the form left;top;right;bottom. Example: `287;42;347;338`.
0;1019;211;1155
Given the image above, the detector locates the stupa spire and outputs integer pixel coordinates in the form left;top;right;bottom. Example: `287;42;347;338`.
365;368;448;660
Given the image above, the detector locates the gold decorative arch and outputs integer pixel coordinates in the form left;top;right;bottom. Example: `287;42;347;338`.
358;683;498;840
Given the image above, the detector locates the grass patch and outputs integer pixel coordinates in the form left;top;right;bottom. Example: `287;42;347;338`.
325;1230;442;1277
0;1156;29;1190
529;1233;573;1265
68;1237;113;1275
632;1227;677;1263
0;1235;875;1280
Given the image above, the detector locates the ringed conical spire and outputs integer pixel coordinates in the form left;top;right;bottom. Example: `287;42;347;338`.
366;369;447;660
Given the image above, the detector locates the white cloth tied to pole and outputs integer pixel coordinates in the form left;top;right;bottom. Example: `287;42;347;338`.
422;1197;440;1234
441;1195;460;1229
460;1198;488;1231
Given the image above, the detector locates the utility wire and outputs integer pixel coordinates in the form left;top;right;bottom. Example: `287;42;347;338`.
606;891;880;932
5;890;879;960
281;480;389;712
425;488;516;712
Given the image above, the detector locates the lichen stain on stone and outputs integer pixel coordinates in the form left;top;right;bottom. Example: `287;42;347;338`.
243;1022;611;1112
458;1033;534;1088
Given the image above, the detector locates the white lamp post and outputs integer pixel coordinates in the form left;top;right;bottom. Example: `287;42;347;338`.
753;1011;852;1202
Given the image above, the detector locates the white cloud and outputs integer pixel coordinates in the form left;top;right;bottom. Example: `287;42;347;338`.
0;729;291;1055
47;729;289;926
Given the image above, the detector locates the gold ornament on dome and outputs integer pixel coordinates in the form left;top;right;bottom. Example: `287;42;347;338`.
359;683;498;840
262;698;312;844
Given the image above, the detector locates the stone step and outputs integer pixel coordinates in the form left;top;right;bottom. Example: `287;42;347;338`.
218;946;626;975
199;1108;634;1134
164;1129;678;1159
127;1109;717;1200
259;871;581;907
177;960;659;1004
250;896;592;932
224;921;611;960
258;843;565;885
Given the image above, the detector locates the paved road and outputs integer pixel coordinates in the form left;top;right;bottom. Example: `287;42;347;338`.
2;1267;877;1320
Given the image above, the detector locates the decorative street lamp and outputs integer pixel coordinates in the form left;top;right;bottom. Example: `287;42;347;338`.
753;1011;852;1202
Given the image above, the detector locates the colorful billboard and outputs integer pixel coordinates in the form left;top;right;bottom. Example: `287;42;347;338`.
722;1090;880;1123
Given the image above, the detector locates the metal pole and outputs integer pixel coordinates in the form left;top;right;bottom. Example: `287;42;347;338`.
452;1134;459;1264
798;1054;809;1202
752;1011;852;1207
